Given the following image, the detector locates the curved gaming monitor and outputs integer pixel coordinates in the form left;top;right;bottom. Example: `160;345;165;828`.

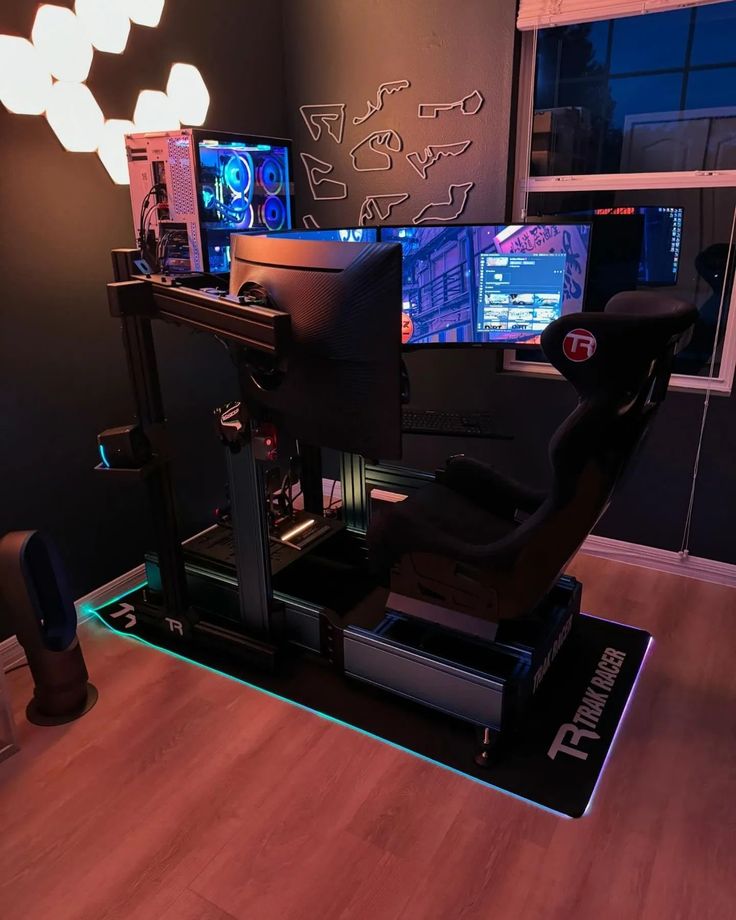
230;234;403;460
381;223;592;348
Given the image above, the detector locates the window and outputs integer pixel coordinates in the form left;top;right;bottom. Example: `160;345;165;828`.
512;2;736;392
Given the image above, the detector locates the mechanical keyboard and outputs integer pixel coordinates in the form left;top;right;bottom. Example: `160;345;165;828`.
401;408;507;438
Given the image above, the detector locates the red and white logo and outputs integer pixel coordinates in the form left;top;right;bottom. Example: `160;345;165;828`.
563;328;597;362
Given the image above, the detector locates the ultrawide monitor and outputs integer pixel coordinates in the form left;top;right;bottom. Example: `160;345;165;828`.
380;224;592;347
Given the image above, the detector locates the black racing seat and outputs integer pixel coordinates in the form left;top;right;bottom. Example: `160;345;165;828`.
367;291;697;624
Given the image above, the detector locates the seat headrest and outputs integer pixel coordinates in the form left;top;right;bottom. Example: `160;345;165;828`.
541;291;697;400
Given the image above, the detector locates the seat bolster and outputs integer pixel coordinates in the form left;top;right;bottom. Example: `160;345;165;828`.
438;455;545;518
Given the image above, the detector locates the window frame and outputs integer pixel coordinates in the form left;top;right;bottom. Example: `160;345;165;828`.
508;26;736;395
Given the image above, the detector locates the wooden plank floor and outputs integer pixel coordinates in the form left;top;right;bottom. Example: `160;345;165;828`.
2;555;735;920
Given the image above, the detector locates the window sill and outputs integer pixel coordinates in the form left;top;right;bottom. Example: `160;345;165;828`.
523;170;736;193
502;354;733;396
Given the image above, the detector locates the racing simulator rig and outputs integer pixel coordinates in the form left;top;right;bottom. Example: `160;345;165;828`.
95;220;695;815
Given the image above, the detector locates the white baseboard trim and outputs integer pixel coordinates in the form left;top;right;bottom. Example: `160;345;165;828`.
75;563;146;623
581;535;736;588
2;562;146;675
5;529;734;674
367;485;736;589
1;636;26;672
0;524;224;674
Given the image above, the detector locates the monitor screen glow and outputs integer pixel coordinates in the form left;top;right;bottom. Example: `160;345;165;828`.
381;224;592;347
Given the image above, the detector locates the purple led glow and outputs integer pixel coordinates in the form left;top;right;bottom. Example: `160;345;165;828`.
583;634;654;816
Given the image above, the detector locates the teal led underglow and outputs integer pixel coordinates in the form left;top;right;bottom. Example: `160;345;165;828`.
91;600;570;819
98;443;110;468
78;582;146;620
90;590;570;818
91;587;647;820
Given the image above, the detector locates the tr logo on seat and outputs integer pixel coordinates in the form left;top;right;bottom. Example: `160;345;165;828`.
563;329;597;362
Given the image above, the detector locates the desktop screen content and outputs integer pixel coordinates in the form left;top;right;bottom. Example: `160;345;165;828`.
382;224;591;346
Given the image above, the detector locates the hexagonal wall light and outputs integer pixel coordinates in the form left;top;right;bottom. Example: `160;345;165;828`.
0;36;53;115
126;0;166;28
75;0;131;55
31;4;94;83
97;118;135;183
46;82;105;152
166;63;210;126
0;0;211;185
133;89;180;132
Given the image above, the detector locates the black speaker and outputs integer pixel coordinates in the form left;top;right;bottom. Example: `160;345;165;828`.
0;531;98;725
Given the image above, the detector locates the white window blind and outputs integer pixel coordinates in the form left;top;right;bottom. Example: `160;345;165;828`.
517;0;731;31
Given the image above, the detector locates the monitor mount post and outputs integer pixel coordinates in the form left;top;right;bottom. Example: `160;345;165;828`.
339;452;368;533
215;402;274;636
298;443;324;515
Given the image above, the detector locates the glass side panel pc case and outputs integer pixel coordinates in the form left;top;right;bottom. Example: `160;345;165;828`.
125;128;294;275
381;224;592;348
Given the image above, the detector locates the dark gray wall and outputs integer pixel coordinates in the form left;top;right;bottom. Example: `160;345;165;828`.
0;0;288;640
282;0;517;228
281;0;736;568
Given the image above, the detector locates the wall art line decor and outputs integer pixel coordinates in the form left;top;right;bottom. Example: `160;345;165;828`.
417;89;484;118
406;140;472;179
412;181;474;224
350;129;403;171
359;192;410;225
301;152;348;200
353;79;411;126
299;103;346;143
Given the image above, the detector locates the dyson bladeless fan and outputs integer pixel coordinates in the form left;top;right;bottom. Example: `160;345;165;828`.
0;531;97;725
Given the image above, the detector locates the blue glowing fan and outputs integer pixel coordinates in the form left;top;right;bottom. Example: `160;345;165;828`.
261;195;287;232
223;153;253;196
258;156;284;196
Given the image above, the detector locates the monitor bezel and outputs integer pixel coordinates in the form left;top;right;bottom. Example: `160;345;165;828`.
377;220;593;351
264;226;379;243
537;205;685;289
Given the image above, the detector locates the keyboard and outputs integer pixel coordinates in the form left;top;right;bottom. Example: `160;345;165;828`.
402;408;506;438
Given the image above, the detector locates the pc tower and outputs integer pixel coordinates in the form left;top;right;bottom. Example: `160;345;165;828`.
126;128;293;275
